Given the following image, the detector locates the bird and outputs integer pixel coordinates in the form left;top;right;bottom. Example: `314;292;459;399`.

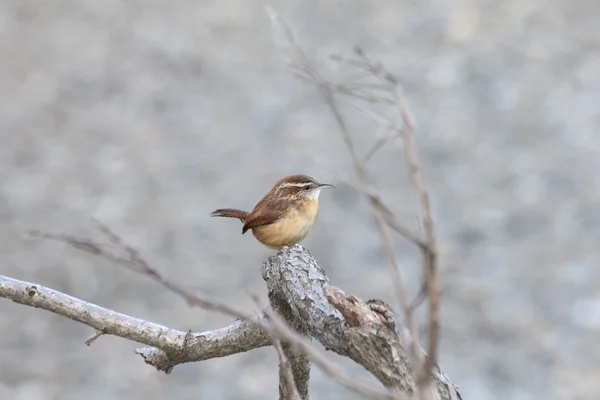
210;174;334;249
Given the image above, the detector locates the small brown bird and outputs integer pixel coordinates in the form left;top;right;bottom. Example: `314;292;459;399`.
211;174;334;249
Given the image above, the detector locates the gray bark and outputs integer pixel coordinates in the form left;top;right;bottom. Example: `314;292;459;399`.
262;245;461;399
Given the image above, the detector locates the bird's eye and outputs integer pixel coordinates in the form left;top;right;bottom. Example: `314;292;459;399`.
303;185;312;191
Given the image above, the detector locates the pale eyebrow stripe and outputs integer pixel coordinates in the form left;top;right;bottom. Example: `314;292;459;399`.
279;182;313;188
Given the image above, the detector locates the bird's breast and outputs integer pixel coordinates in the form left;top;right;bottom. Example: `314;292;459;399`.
251;199;320;249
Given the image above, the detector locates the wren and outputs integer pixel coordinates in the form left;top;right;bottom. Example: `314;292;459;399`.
211;174;334;249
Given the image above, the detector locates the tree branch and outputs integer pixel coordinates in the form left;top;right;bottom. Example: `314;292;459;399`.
0;275;270;373
11;227;460;399
263;245;461;400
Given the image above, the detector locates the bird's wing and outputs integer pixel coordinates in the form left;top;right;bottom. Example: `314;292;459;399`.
242;209;285;234
241;192;288;234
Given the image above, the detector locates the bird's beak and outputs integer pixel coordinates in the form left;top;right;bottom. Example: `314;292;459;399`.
317;183;335;189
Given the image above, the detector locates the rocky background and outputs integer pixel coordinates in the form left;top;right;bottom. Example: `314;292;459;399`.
1;1;599;399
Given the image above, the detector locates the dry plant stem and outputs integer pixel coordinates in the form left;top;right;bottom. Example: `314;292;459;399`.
323;85;421;366
252;295;308;400
273;338;304;400
397;108;439;387
326;46;441;388
0;275;270;373
268;292;311;400
355;51;440;386
331;171;428;248
326;87;423;365
28;227;257;323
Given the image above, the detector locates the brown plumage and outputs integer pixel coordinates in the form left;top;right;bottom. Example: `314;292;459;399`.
211;174;334;249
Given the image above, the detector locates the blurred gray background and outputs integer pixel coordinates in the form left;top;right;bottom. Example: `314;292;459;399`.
1;0;598;399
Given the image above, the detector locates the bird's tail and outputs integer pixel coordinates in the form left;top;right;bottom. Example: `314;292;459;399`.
210;208;249;222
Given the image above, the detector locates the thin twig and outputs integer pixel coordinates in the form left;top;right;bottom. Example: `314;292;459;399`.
85;328;105;346
345;101;402;163
319;88;422;365
253;294;305;400
352;49;440;388
28;227;255;321
273;338;302;400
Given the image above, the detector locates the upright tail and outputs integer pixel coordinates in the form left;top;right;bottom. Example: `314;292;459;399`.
210;208;249;222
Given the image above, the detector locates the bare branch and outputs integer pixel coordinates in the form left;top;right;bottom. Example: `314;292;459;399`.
85;328;106;346
345;101;402;163
135;316;271;373
329;172;429;248
27;227;257;321
352;50;440;387
273;338;303;400
0;275;270;373
263;245;459;400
